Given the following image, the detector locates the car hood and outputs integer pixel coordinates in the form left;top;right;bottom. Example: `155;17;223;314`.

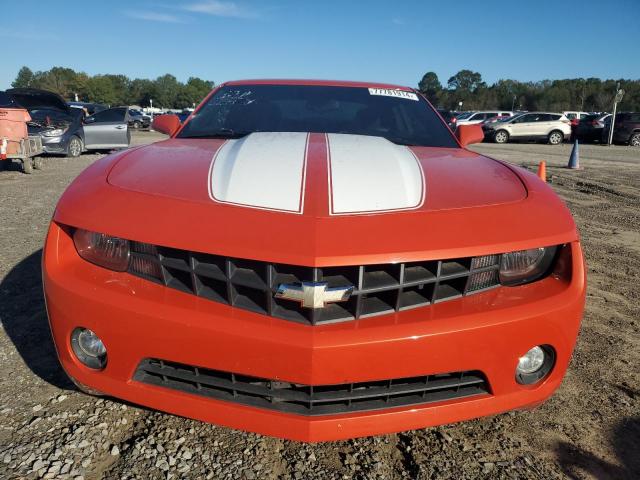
107;132;526;215
7;88;71;113
56;132;577;265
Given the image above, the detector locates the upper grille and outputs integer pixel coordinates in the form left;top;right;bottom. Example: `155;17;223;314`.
128;242;501;325
135;358;490;416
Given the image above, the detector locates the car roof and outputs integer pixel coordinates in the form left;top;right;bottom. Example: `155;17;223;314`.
222;79;415;91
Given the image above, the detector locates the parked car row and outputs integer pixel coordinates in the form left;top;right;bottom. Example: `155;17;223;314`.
441;108;639;146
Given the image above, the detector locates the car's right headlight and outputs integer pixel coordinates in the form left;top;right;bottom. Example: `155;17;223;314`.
73;229;130;271
499;246;557;286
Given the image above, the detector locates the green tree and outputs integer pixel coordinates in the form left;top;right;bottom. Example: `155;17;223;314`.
417;72;441;105
83;76;118;105
29;67;85;99
447;70;486;93
174;77;214;109
153;74;181;109
12;66;34;88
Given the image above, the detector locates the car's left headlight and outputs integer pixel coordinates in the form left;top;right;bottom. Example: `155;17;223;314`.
499;246;557;286
41;128;68;137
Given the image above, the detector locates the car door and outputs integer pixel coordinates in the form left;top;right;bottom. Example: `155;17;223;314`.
83;107;130;149
509;114;538;137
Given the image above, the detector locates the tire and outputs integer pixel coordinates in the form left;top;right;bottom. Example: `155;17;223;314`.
548;130;564;145
33;156;44;170
494;130;509;144
132;121;141;129
22;159;33;174
630;132;640;147
67;136;83;158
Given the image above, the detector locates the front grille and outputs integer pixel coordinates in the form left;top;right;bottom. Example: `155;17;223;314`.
134;359;490;416
128;242;501;325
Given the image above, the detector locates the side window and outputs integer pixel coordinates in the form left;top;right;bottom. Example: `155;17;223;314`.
518;114;535;123
469;113;482;121
565;113;576;120
90;108;126;123
485;113;498;119
549;114;562;121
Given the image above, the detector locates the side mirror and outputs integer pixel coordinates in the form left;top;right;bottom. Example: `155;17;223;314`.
456;124;484;147
152;114;181;136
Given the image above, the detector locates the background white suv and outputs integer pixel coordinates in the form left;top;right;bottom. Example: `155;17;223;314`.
456;111;513;125
486;112;571;145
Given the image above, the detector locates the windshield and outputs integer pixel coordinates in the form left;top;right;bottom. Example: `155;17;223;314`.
178;84;458;147
456;112;472;120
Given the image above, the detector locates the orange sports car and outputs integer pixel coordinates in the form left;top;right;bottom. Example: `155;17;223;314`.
43;80;586;442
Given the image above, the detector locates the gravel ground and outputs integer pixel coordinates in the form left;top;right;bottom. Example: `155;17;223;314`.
1;133;638;479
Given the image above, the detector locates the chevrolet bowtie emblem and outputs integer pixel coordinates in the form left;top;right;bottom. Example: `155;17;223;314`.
275;282;354;309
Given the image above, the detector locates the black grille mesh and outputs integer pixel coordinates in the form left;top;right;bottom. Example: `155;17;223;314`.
134;358;490;416
128;243;501;325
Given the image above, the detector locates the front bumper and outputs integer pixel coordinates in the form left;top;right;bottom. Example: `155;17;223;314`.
40;135;69;154
43;223;586;441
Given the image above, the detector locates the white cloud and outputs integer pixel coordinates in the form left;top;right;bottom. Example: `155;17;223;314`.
183;0;256;18
124;10;187;23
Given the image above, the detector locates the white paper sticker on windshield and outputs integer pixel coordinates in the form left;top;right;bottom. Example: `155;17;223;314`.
368;88;419;101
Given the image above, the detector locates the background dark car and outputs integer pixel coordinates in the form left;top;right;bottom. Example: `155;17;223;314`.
602;112;640;146
177;111;191;123
573;113;610;143
128;109;151;129
436;109;457;130
8;88;131;157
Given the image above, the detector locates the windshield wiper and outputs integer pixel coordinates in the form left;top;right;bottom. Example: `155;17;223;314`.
180;128;253;139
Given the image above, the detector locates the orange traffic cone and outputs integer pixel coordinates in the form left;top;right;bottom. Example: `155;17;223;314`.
537;161;546;182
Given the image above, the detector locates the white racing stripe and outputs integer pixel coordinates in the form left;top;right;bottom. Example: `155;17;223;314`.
208;132;309;213
327;133;425;215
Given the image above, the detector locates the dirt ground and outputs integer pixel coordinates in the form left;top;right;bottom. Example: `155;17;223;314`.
0;132;638;480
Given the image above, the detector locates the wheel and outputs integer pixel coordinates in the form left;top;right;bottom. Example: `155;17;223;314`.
494;130;509;144
132;120;141;129
67;136;83;158
22;159;33;174
630;132;640;147
548;130;564;145
33;156;44;170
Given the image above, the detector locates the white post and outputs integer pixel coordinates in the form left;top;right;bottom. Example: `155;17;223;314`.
150;99;154;124
608;84;624;146
608;101;618;146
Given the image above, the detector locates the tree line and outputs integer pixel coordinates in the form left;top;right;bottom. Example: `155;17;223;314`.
11;66;214;110
419;70;640;112
10;66;640;112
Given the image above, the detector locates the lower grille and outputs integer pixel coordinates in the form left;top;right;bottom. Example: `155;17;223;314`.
134;359;490;416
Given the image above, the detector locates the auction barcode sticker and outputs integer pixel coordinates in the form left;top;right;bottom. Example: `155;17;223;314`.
368;88;419;101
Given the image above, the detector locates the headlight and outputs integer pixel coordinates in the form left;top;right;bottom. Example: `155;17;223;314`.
499;246;557;286
73;229;130;271
41;128;68;137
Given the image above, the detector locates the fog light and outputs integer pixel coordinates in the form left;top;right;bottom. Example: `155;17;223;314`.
517;346;545;374
515;345;555;385
71;328;107;370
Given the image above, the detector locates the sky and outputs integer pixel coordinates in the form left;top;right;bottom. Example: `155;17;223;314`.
2;0;639;90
